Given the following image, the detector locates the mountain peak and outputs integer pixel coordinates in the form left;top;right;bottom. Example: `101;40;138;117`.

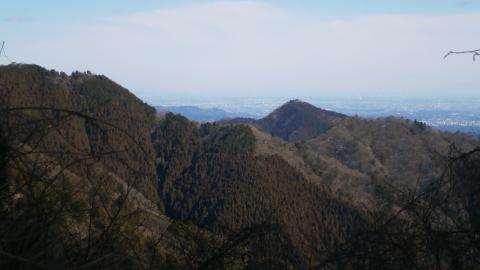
287;98;303;103
256;99;346;141
278;99;322;111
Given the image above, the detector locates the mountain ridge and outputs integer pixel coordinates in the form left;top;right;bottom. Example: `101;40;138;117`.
226;99;346;141
155;105;256;122
2;63;479;269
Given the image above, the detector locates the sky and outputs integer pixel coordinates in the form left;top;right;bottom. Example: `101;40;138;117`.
1;0;480;102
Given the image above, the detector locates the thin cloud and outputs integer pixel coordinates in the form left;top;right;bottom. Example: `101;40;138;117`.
456;1;471;8
3;16;32;23
13;1;480;98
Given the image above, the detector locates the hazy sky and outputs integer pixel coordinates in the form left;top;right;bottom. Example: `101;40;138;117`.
1;1;480;101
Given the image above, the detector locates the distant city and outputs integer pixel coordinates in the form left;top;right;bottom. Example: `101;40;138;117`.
154;96;480;135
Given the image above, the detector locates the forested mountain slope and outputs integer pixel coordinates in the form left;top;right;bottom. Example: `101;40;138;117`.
244;102;479;206
153;113;365;266
0;64;159;200
0;64;173;268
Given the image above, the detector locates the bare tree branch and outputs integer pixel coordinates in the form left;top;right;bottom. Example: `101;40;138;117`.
444;49;480;61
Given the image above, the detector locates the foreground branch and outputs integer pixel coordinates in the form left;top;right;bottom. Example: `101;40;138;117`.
444;49;480;61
